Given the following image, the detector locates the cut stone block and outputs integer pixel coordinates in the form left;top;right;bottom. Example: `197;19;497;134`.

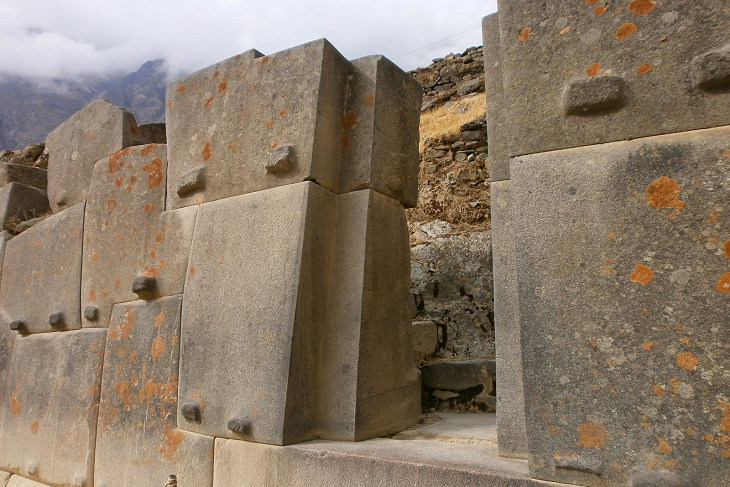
0;164;47;191
0;230;11;287
0;202;84;334
421;359;495;392
492;2;730;157
165;40;420;210
139;122;166;144
319;189;420;440
511;126;730;486
0;472;8;487
490;180;528;460
483;13;510;182
81;144;166;328
7;477;52;487
178;182;419;444
0;183;49;232
410;320;437;362
95;297;214;487
46;99;143;213
0;330;106;487
0;322;14;425
146;206;198;297
178;182;334;444
212;436;562;487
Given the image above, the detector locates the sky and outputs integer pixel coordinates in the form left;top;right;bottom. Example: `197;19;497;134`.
0;0;498;79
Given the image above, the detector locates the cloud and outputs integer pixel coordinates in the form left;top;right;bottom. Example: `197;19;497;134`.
0;0;497;78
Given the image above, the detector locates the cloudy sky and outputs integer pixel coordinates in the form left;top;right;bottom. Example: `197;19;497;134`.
0;0;498;79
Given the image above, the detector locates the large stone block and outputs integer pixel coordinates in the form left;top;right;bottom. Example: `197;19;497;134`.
212;437;561;487
0;330;106;487
0;324;13;434
81;144;167;328
482;13;510;181
46;99;143;213
0;164;47;192
0;183;50;232
511;126;730;486
178;182;334;444
6;477;52;487
0;202;84;334
318;189;420;440
0;472;8;487
492;1;730;157
178;182;419;444
146;206;198;297
95;297;214;487
490;180;528;460
165;40;420;210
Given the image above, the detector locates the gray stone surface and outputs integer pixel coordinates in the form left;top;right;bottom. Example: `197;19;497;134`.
166;40;420;210
511;126;730;486
0;323;14;429
139;122;167;144
46;99;143;212
0;230;11;286
0;164;46;191
421;359;495;391
179;182;419;444
483;13;509;182
410;230;494;359
0;471;8;487
212;436;563;487
0;330;105;487
319;189;420;441
0;183;49;232
81;144;167;328
0;202;84;334
410;320;438;362
494;1;730;157
178;181;333;444
490;180;529;460
95;297;214;487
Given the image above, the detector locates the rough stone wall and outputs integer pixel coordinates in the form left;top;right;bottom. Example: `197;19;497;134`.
0;39;423;487
486;2;730;485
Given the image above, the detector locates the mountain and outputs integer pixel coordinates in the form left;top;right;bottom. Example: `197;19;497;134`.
0;60;169;150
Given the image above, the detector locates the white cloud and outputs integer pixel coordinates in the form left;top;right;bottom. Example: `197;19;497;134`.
0;0;497;78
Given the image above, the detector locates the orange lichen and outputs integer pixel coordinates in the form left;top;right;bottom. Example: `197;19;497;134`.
258;56;270;66
630;264;654;285
114;280;121;289
176;85;185;94
628;0;656;15
9;387;22;415
154;312;164;328
202;141;212;162
279;109;287;116
653;384;665;396
594;5;609;16
115;381;132;407
227;144;237;150
716;273;730;293
518;27;531;42
363;93;375;105
188;267;196;275
341;111;357;130
265;120;273;128
218;81;227;94
140;144;154;156
585;0;599;3
676;352;699;371
657;438;672;454
89;289;96;302
155;232;164;244
636;63;653;74
559;26;571;35
340;134;353;149
141;157;164;189
646;177;684;210
269;142;279;150
578;422;611;449
680;337;690;345
30;420;39;434
161;428;184;461
586;63;601;76
213;70;220;78
608;232;615;238
615;23;638;39
724;241;730;259
642;342;653;351
708;212;720;223
151;337;165;361
92;252;99;262
144;204;156;213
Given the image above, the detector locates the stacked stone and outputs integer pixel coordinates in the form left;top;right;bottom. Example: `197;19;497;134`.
411;46;485;113
485;2;730;486
0;39;423;487
0;145;50;234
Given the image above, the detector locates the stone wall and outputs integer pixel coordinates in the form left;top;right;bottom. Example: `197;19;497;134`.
0;39;424;487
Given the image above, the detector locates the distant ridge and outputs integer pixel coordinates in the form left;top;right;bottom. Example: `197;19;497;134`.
0;59;169;150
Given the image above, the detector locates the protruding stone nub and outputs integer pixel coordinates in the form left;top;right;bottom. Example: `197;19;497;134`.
265;145;295;174
176;165;206;197
691;44;730;90
227;416;250;435
49;311;65;328
84;305;99;322
563;75;628;115
555;457;603;476
164;475;178;487
631;471;687;487
132;276;159;300
9;319;25;332
181;402;202;424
